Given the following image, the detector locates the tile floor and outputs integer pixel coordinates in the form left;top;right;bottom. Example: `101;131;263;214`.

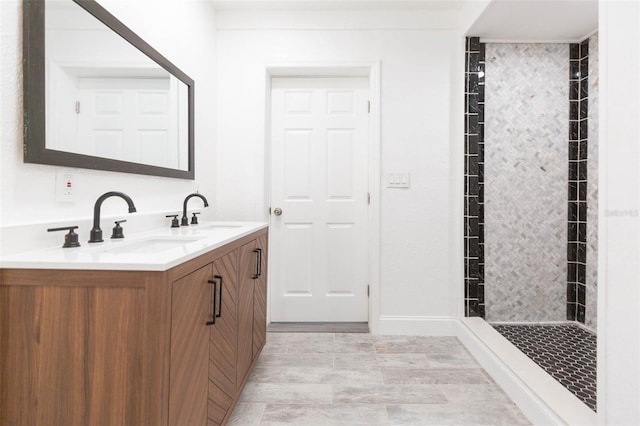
493;323;597;411
228;333;530;425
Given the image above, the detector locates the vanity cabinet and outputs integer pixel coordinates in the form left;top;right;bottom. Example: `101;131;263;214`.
169;263;213;425
207;251;239;425
0;228;268;426
252;233;268;359
236;234;268;389
0;270;159;425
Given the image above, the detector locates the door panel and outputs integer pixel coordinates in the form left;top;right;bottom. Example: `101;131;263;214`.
0;285;145;425
253;233;269;359
236;241;256;388
326;129;355;199
77;77;175;168
169;264;212;426
208;252;238;426
283;223;313;295
270;77;369;322
284;130;313;199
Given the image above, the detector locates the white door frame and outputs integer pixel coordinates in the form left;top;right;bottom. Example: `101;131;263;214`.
263;62;381;334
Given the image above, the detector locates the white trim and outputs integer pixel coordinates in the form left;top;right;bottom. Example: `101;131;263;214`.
458;317;597;426
367;62;381;335
582;28;599;41
262;73;273;223
263;73;273;326
378;315;457;336
263;62;381;333
595;1;607;419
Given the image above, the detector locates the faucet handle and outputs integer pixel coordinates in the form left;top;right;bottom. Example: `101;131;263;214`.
166;214;180;228
111;220;127;239
191;212;201;225
47;226;81;248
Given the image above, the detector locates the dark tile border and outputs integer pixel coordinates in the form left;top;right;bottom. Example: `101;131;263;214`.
464;37;485;318
567;40;589;323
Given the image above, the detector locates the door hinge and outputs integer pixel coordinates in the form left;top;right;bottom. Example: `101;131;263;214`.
75;101;80;114
367;285;370;297
367;192;371;205
367;100;371;113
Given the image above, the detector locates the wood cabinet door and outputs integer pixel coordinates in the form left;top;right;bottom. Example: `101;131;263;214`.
0;283;146;426
253;232;268;359
236;240;257;389
208;251;239;426
169;264;213;426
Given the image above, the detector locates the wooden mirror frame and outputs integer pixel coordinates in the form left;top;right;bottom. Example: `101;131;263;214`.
23;0;195;179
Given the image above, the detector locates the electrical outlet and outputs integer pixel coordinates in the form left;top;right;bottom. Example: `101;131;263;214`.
56;171;76;202
63;174;73;195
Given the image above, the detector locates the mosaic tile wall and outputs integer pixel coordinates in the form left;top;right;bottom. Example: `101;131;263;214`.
463;37;485;317
464;39;597;325
586;34;599;332
483;44;569;322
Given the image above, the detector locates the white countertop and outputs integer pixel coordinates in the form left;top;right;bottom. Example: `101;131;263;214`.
0;221;268;271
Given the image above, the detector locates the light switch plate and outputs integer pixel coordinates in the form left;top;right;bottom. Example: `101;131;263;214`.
385;172;410;188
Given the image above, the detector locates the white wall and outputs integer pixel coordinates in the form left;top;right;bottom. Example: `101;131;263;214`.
215;9;461;329
598;1;640;423
0;0;217;238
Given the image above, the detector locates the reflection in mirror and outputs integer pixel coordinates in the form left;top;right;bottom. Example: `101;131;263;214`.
23;0;194;179
45;0;189;171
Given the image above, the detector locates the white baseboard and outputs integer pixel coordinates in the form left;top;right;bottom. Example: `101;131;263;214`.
456;317;597;426
377;315;457;336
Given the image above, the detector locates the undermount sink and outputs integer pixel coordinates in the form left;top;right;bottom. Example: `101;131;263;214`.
100;237;204;255
197;224;243;230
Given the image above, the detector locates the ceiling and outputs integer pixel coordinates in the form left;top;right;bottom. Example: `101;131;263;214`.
208;0;598;41
468;0;598;42
210;0;468;10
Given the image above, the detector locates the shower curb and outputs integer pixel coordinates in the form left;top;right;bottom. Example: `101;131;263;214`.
457;317;596;426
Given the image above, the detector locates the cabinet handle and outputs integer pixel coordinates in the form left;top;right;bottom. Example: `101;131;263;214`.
214;275;223;318
257;248;262;277
206;279;217;325
253;248;262;279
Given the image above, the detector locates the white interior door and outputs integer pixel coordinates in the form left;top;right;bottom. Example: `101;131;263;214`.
76;77;174;168
270;77;369;322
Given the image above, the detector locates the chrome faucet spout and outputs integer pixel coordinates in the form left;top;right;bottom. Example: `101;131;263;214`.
88;191;137;243
182;193;209;226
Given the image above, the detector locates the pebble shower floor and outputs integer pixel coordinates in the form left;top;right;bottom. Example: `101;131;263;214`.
492;323;597;411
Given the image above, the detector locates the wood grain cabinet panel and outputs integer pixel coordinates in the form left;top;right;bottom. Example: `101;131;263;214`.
169;264;213;426
236;240;257;388
208;251;239;426
0;228;268;426
237;233;269;387
253;233;268;359
0;282;147;425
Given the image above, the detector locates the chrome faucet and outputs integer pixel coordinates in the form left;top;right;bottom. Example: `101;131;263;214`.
89;191;137;243
182;193;209;226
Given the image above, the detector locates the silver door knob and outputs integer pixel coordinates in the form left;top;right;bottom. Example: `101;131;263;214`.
273;208;283;216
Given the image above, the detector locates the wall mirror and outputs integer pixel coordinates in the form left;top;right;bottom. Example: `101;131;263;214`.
23;0;195;179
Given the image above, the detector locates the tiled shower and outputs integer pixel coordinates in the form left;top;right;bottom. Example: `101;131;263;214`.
464;36;598;411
